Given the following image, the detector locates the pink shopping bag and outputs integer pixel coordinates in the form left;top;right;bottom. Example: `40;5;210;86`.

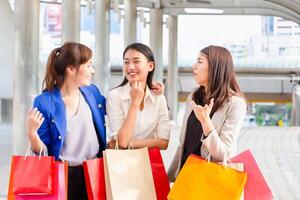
230;149;273;200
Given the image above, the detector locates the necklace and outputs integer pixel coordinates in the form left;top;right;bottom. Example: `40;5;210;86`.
64;91;81;121
73;92;81;116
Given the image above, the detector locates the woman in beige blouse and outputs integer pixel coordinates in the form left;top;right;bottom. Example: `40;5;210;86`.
168;45;247;181
106;43;171;149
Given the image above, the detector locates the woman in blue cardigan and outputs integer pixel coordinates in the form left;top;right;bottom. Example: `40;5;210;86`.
26;42;106;200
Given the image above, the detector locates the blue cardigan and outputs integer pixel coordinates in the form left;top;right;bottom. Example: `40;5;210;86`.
33;84;107;160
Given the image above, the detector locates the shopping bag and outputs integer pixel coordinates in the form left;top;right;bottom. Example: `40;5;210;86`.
230;149;273;200
7;155;16;200
148;148;170;200
228;163;244;200
10;155;55;195
103;147;157;200
168;154;247;200
8;161;67;200
83;158;106;200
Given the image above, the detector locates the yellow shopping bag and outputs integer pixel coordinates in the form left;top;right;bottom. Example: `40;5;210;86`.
168;155;247;200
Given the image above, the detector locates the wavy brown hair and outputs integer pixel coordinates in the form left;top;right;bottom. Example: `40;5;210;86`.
193;45;244;114
43;42;92;91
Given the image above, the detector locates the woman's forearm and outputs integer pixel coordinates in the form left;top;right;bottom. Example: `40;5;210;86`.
201;117;215;136
28;131;44;153
117;104;139;148
130;138;169;150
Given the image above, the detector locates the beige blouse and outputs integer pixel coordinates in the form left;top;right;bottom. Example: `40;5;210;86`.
106;83;171;141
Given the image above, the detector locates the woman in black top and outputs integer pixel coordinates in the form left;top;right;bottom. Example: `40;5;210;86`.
168;45;247;181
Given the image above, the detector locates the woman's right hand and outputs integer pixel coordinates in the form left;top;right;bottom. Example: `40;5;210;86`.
130;81;145;108
26;108;44;140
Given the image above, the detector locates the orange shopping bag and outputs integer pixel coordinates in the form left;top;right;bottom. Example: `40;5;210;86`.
168;154;247;200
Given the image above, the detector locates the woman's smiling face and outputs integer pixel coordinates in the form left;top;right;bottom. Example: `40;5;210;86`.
123;49;154;84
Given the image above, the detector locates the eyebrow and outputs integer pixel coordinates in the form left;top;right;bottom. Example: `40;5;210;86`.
124;57;142;60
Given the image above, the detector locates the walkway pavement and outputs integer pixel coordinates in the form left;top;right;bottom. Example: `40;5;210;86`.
237;126;300;200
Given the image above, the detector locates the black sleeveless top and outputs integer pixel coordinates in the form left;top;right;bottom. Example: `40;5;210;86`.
180;111;203;169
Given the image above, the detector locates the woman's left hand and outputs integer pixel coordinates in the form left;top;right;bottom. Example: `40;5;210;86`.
151;82;164;95
192;98;214;123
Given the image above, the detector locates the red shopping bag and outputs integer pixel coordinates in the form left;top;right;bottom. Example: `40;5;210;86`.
11;155;55;195
83;158;106;200
230;149;273;200
148;148;170;200
8;161;67;200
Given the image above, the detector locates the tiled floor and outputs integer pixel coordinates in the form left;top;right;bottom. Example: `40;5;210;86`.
236;126;300;200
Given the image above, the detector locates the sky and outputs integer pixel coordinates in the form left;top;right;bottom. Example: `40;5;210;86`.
179;15;262;42
177;15;262;60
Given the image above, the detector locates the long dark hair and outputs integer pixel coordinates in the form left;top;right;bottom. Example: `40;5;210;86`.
193;45;244;114
43;42;92;91
117;43;155;89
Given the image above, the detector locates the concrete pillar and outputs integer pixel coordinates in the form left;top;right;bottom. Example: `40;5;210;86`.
62;0;80;43
94;0;110;96
150;9;163;82
124;0;137;47
0;0;13;117
0;99;2;123
292;84;300;125
167;15;178;120
13;0;39;154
